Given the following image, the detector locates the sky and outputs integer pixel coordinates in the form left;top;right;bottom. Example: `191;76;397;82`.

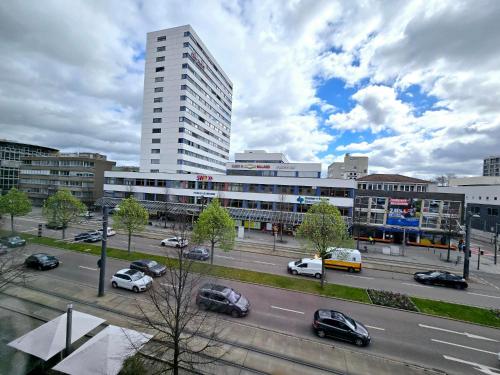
1;0;499;178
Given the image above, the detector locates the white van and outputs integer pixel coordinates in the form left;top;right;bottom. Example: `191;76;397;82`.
97;227;116;237
287;258;322;279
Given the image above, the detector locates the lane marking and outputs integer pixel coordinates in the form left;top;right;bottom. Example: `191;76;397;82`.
215;255;235;260
365;325;385;331
443;355;500;375
431;339;497;355
160;283;173;288
419;324;498;342
20;228;38;233
344;275;374;280
467;292;500;299
401;282;432;289
79;266;97;271
253;260;277;266
270;305;304;315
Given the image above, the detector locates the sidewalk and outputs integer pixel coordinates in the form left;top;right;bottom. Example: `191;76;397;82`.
1;276;444;375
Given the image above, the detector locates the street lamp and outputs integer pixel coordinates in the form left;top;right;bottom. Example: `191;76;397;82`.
463;211;480;280
494;223;499;265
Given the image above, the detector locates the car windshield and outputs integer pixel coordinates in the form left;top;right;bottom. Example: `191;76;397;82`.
343;315;356;330
227;290;241;304
131;272;144;281
430;272;442;277
294;259;302;266
147;261;158;267
38;255;50;261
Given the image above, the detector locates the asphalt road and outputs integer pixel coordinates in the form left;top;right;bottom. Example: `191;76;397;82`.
7;215;500;309
13;243;500;375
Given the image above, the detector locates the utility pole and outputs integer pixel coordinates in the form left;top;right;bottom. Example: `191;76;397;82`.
463;211;478;280
477;247;481;270
65;304;73;356
495;224;498;265
98;206;108;297
446;213;452;262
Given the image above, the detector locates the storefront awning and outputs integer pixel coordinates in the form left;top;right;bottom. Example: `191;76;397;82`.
8;311;105;361
52;325;152;375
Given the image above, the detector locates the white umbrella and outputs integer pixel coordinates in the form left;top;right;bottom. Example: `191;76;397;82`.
53;325;152;375
8;310;105;361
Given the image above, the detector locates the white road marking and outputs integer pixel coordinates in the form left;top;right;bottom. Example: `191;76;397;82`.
160;283;173;288
443;355;500;375
345;275;374;280
365;325;385;331
253;260;277;266
20;228;38;233
79;266;97;271
215;255;235;260
431;339;497;355
467;292;500;299
401;282;432;289
419;324;498;342
270;305;304;315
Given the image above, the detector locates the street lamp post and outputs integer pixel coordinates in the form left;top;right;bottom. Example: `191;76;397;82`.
495;223;499;265
98;206;108;297
463;211;479;280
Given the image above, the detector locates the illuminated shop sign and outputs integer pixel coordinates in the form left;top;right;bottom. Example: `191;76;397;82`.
196;175;213;181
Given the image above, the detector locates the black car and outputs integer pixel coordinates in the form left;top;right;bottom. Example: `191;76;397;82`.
45;222;67;230
313;309;371;347
184;247;210;261
130;259;167;277
414;270;468;289
196;284;250;318
0;236;26;248
25;253;59;270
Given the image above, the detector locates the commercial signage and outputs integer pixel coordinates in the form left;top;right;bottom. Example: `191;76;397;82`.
229;163;298;171
387;198;421;227
196;175;213;181
193;191;216;196
296;196;322;204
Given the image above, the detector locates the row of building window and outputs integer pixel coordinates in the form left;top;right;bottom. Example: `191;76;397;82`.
20;169;94;177
179;118;230;151
180;106;229;140
176;159;225;173
358;183;427;192
20;178;94;187
181;72;231;113
181;83;231;123
178;138;228;160
23;160;95;167
469;196;498;201
177;148;225;166
181;93;230;131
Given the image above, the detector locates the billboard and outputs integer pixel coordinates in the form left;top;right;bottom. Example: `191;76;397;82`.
386;198;421;227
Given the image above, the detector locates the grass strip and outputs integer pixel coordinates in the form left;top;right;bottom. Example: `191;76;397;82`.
12;232;500;328
411;297;500;328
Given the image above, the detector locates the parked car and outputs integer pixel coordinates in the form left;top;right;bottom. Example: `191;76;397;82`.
45;221;67;230
79;211;94;219
130;259;166;277
0;244;9;255
287;258;322;279
111;269;153;293
97;227;116;237
25;253;59;270
1;236;26;248
313;309;371;347
184;247;210;261
196;284;250;318
413;270;468;289
160;237;188;248
74;232;91;242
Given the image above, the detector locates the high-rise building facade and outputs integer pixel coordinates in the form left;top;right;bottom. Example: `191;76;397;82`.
328;153;368;180
140;25;232;175
483;155;500;176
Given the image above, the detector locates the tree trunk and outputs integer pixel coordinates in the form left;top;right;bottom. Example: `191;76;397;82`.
127;231;132;254
10;214;14;233
210;240;215;265
62;226;66;239
320;258;325;289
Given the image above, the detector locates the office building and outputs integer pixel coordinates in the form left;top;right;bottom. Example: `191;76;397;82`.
140;25;232;175
0;139;58;194
434;176;500;233
226;150;322;178
328;153;368;180
483;156;500;176
357;174;430;193
19;153;116;207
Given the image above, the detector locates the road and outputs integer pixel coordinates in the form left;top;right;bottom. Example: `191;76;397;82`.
6;214;500;309
9;243;500;375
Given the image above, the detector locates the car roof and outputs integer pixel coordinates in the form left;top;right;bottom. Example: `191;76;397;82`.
32;253;49;258
116;268;140;275
317;309;345;321
201;283;229;293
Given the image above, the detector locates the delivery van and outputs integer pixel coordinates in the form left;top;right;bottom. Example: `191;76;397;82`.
324;248;362;273
287;258;322;279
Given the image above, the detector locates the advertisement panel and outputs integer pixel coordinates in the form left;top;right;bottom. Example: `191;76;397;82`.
386;198;421;227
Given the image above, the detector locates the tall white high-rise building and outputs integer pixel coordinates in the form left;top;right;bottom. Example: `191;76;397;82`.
140;25;232;174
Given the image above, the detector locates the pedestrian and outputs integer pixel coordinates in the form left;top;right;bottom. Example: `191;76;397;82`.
369;235;374;245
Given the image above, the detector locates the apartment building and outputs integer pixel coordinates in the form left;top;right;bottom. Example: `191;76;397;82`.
140;25;232;174
483;155;500;176
19;153;116;207
328;153;368;180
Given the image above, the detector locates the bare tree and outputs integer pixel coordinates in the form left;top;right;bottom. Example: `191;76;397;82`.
0;249;29;291
135;212;225;374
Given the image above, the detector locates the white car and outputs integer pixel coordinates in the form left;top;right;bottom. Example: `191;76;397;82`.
161;237;188;248
97;227;116;237
111;269;153;293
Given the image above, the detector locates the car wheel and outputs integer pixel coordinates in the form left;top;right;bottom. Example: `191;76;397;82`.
231;309;240;318
161;242;165;246
315;273;322;279
133;286;139;293
348;267;354;273
37;265;42;271
199;303;208;311
355;338;364;347
112;281;118;288
317;330;326;338
291;270;298;275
